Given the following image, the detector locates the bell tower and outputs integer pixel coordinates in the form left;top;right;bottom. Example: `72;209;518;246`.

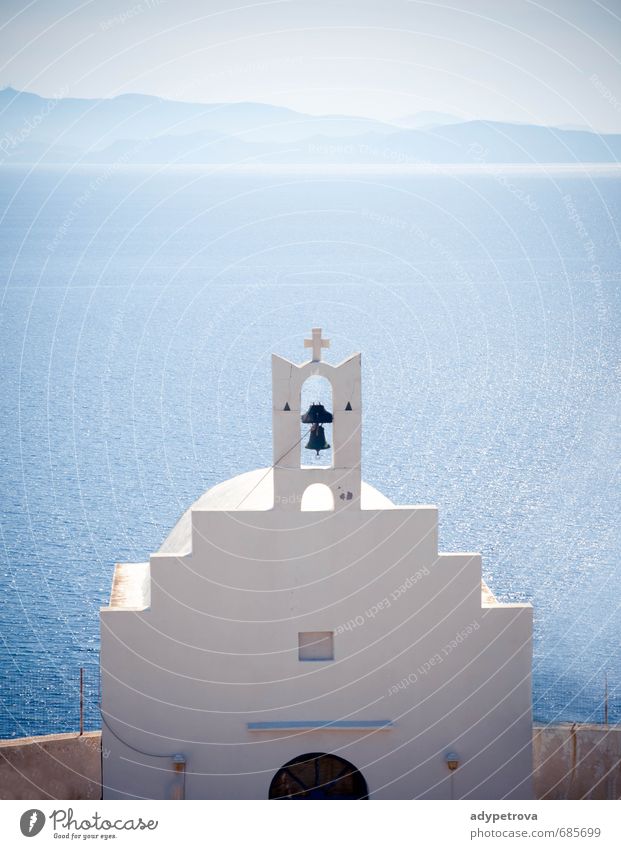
272;329;361;509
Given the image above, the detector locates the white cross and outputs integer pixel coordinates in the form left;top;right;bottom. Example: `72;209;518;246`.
304;327;330;362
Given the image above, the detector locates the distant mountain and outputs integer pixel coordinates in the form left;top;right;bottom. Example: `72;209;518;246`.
1;89;619;165
0;87;398;151
555;123;590;132
392;111;465;129
75;122;620;165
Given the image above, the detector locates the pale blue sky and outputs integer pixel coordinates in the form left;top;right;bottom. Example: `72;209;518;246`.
1;0;621;130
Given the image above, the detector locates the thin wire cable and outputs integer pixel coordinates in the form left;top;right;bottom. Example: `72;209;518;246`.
101;713;179;759
234;426;312;510
101;713;187;798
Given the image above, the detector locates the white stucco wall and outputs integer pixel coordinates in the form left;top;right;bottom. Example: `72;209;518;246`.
101;475;532;799
101;341;532;800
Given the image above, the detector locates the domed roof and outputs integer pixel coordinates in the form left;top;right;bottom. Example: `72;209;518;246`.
158;468;394;555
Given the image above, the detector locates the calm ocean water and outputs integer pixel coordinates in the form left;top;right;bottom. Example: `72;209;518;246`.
0;164;619;737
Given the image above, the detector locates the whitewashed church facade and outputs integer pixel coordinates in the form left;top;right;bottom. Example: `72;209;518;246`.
100;329;533;800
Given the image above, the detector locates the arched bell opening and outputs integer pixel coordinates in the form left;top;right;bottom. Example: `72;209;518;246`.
300;375;333;468
300;483;335;512
269;752;369;799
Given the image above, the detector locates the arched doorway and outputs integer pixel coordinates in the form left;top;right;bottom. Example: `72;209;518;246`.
269;752;368;799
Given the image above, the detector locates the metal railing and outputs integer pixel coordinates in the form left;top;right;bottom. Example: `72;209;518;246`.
0;663;618;738
0;664;100;739
533;670;620;725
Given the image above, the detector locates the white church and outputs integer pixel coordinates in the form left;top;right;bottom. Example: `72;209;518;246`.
100;329;533;800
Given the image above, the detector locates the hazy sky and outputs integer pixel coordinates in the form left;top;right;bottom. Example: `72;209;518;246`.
1;0;621;130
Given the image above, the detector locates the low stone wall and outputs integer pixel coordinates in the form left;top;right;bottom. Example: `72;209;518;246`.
1;725;619;799
0;732;101;800
533;724;621;800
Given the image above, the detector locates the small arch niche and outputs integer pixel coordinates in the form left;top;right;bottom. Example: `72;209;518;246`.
300;483;335;512
300;375;333;468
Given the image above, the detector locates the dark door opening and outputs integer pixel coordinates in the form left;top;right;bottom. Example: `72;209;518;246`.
269;752;368;799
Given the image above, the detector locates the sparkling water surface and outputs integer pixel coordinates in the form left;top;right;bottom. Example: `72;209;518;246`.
0;165;619;736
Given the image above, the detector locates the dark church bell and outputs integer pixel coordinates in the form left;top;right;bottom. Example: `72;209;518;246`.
301;403;333;455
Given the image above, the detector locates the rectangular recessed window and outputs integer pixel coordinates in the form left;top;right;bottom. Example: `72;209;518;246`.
298;631;334;661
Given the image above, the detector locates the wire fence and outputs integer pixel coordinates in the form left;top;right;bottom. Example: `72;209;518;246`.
0;664;619;738
533;670;621;725
0;664;100;739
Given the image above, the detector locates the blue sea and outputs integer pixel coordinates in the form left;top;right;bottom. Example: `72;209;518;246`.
0;164;619;737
